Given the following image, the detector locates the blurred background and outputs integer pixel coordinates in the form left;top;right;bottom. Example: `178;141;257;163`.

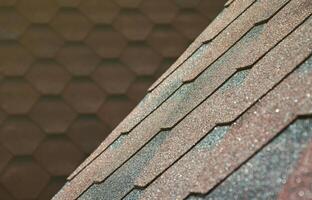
0;0;226;199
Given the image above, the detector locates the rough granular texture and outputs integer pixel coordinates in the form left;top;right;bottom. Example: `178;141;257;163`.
54;0;312;199
188;118;312;200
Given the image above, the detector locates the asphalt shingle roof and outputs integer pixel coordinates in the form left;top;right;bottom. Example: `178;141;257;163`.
54;0;312;199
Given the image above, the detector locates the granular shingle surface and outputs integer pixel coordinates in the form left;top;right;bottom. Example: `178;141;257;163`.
188;118;312;200
53;0;312;199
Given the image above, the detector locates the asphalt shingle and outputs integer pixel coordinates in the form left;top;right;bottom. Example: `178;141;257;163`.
54;0;312;199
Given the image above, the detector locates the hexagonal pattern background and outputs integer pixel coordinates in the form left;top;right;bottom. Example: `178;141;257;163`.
0;0;226;199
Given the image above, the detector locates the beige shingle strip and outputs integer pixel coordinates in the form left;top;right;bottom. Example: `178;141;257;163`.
147;0;256;92
66;0;258;181
136;0;312;187
225;0;235;7
138;46;312;200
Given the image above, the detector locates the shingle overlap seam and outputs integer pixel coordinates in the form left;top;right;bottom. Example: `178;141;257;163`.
66;0;258;181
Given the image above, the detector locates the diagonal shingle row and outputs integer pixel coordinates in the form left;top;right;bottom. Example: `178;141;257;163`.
136;0;312;188
67;0;258;181
137;52;312;199
147;0;256;92
54;0;312;199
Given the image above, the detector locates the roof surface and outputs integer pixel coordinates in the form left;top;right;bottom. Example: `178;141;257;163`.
54;0;312;199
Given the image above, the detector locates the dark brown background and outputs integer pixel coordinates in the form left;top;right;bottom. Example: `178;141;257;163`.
0;0;226;199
